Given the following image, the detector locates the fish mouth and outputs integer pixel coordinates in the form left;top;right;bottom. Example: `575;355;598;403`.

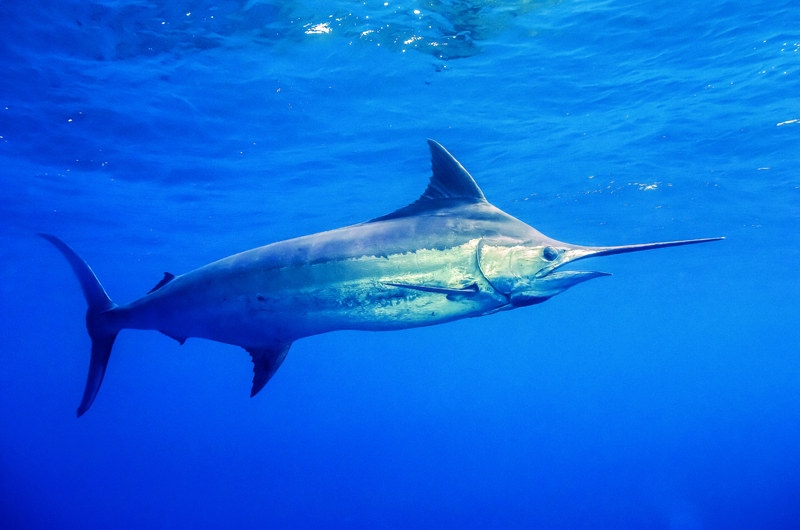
531;269;612;292
507;270;612;307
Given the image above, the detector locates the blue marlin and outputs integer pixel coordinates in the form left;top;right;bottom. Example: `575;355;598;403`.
41;140;723;416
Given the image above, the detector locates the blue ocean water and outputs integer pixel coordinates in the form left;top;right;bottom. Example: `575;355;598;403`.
1;0;799;528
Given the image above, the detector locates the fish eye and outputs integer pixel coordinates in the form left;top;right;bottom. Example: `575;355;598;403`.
542;246;559;261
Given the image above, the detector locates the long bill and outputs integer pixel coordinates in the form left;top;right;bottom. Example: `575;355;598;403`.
535;237;725;278
581;236;725;258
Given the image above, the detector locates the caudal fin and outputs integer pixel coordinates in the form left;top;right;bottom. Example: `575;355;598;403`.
38;234;118;417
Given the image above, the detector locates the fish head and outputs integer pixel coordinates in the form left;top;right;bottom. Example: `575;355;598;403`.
477;236;724;307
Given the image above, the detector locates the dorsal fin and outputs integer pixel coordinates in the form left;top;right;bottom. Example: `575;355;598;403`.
368;139;487;223
420;139;486;202
147;272;175;294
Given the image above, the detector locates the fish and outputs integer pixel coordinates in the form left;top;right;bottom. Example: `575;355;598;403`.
40;139;723;416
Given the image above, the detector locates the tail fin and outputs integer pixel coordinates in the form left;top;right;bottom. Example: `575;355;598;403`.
38;234;118;417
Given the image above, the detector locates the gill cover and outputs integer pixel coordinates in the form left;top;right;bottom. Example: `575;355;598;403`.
477;239;608;306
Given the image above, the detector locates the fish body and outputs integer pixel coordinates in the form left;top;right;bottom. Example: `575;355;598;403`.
118;202;519;344
41;140;722;415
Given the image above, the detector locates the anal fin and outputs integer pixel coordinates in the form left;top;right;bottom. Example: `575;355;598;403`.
247;342;292;397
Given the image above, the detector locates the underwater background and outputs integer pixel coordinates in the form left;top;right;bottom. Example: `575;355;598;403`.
1;0;799;528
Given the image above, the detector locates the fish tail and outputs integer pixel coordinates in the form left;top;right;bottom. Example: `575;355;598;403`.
38;233;119;417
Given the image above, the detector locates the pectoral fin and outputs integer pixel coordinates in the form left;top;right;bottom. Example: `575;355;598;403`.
246;342;291;397
385;282;479;297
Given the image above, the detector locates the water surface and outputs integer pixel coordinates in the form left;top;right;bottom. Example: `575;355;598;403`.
1;0;799;528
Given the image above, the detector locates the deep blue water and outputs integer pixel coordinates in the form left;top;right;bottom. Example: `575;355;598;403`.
2;0;799;528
